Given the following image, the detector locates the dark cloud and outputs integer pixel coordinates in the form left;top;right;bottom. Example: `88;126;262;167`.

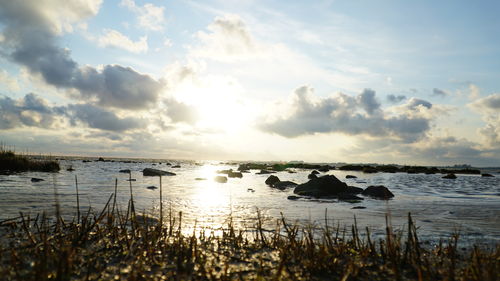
0;93;144;132
357;89;380;115
0;1;162;110
66;104;145;132
0;93;60;129
259;86;431;142
432;88;448;97
387;94;406;103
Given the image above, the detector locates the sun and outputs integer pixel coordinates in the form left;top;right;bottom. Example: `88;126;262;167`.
173;76;255;133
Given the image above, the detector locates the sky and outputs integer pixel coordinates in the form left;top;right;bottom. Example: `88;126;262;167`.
0;0;499;166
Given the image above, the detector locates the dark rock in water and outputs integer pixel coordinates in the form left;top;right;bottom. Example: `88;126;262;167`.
143;168;176;176
257;169;275;174
346;175;357;179
195;177;207;180
311;170;320;175
228;171;243;178
214;176;227;183
67;166;75;171
346;186;364;194
119;169;131;173
287;170;296;173
247;188;255;192
352;206;366;209
481;173;494;177
362;167;378;173
147;186;158;190
318;167;330;172
308;173;318;179
97;157;105;162
287;195;301;201
294;175;349;197
273;181;298;190
171;165;181;168
127;179;137;181
442;173;457;179
31;178;44;182
166;163;171;166
265;175;280;186
361;185;394;199
337;193;364;201
217;169;232;174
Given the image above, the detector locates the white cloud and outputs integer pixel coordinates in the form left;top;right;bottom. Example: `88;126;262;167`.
469;93;500;148
120;0;165;31
0;70;20;92
163;38;172;47
98;29;148;53
468;83;480;100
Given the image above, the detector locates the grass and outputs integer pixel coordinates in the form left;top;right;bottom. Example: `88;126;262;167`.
0;147;60;173
0;178;498;280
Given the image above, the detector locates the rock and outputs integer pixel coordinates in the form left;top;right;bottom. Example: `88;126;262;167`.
346;175;357;179
308;173;318;179
147;186;158;190
481;173;494;177
294;175;349;197
119;169;131;173
287;195;301;200
171;165;181;168
287;170;297;173
97;157;105;162
442;173;457;179
318;167;330;172
247;188;255;192
352;206;366;209
143;168;176;176
214;176;227;183
337;193;364;201
273;181;298;190
256;169;275;174
216;169;232;174
311;170;320;175
265;175;280;186
346;186;364;194
361;185;394;199
127;179;137;181
195;177;207;180
362;167;378;173
67;166;75;171
31;178;44;182
228;171;243;178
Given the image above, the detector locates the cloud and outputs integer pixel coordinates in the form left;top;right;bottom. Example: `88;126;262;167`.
120;0;165;31
66;103;145;132
0;0;163;110
0;70;20;92
98;29;148;53
432;88;448;97
259;86;432;142
469;93;500;148
405;98;432;110
0;93;62;129
356;89;380;115
387;94;406;103
163;99;199;125
192;14;258;62
0;93;145;132
468;83;480;100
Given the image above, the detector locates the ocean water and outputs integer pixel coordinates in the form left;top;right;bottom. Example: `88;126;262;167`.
1;158;499;246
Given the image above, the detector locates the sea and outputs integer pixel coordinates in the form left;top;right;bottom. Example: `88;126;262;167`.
1;157;499;247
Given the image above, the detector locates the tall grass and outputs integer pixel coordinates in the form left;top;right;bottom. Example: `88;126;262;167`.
0;146;60;173
0;177;498;280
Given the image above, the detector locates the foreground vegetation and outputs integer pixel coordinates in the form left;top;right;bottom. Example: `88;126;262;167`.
0;148;60;173
0;184;498;281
